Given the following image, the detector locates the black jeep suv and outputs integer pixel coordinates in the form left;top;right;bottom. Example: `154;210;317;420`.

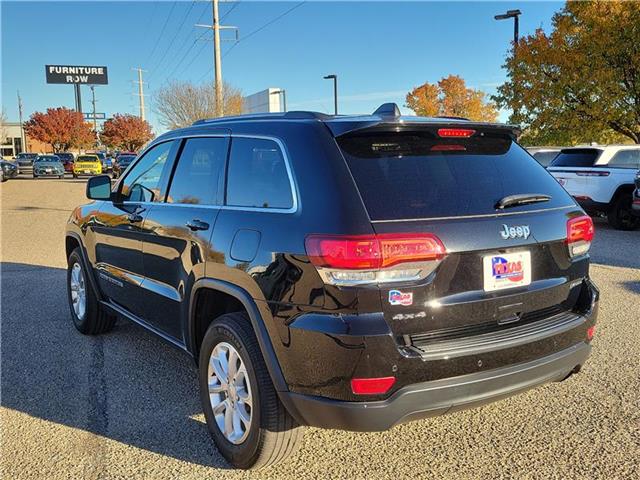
65;104;598;469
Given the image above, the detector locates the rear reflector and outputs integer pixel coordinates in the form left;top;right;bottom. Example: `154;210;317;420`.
566;215;594;257
586;325;595;341
437;128;476;138
351;376;396;395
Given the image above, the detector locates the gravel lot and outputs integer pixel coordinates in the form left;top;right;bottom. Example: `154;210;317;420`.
1;177;639;479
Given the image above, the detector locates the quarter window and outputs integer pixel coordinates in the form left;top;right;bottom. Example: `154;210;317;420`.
226;138;293;209
120;141;174;202
167;137;229;205
609;149;640;168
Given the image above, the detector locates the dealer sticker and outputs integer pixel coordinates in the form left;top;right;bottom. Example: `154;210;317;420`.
388;289;413;306
483;251;531;292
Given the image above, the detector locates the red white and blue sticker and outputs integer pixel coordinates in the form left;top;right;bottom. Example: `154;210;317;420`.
388;289;413;306
483;251;531;291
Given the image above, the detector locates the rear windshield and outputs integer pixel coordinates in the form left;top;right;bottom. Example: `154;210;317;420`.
337;130;572;221
550;149;602;167
77;155;98;162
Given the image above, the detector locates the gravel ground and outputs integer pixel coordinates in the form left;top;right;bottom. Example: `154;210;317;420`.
1;177;639;479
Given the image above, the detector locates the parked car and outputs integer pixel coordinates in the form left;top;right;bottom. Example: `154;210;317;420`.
14;152;38;174
632;170;640;217
57;152;76;173
526;147;562;167
92;152;112;172
72;154;102;178
0;159;19;181
548;145;640;230
67;104;598;469
33;155;65;178
111;153;136;178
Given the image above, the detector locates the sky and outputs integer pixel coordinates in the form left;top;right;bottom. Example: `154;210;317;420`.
1;1;563;134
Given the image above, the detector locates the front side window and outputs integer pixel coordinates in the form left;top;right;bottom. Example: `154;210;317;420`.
167;137;228;205
226;137;293;209
120;141;174;203
609;149;640;168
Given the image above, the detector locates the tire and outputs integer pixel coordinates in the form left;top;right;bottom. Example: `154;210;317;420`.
607;192;639;230
66;247;116;335
59;175;64;179
199;312;303;469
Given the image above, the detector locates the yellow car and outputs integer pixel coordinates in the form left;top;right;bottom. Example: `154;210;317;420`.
73;154;102;178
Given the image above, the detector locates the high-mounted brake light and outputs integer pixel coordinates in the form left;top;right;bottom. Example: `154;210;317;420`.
566;215;594;257
351;376;396;395
305;233;446;286
437;128;476;138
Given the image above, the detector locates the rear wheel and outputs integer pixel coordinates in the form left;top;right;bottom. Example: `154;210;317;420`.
67;248;116;334
607;193;639;230
199;312;303;469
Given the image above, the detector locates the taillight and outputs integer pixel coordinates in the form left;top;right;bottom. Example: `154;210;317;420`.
437;128;476;138
305;233;446;285
566;215;594;257
351;376;396;395
586;325;595;341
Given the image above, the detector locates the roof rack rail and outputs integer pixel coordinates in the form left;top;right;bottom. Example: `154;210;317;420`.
191;110;330;126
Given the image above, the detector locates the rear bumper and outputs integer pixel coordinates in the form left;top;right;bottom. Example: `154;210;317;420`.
281;341;591;431
574;197;610;215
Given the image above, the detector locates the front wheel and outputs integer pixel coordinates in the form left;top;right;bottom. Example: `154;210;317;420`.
607;193;639;230
67;248;116;334
199;313;303;469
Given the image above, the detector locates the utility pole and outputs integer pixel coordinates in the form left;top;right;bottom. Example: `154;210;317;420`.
323;74;338;115
17;90;26;154
132;67;147;121
196;0;238;117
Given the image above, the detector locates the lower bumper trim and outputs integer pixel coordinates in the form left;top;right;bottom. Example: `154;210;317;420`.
280;342;591;432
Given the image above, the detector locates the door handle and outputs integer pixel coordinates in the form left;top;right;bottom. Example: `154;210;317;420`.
127;212;143;223
186;219;210;231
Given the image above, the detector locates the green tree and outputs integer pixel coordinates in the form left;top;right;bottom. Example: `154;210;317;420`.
494;1;640;145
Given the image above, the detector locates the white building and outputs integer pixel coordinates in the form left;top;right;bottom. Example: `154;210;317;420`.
242;88;285;114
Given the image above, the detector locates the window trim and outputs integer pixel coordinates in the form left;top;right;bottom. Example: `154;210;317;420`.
121;133;299;214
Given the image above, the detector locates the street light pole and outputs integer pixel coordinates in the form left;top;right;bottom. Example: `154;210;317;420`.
494;9;522;48
323;74;338;115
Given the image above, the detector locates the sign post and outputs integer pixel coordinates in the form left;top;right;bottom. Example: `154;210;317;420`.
45;65;108;113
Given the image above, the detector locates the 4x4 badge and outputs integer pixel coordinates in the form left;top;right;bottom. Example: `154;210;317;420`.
500;224;531;240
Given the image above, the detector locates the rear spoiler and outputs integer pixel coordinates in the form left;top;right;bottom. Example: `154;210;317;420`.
326;119;521;139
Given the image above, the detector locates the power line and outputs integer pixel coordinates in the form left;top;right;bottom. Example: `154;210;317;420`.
147;1;178;62
220;0;240;22
165;30;210;84
223;1;306;58
149;1;196;78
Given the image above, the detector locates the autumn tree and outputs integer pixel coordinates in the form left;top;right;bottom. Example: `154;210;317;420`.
23;107;94;152
100;114;154;151
494;1;640;145
153;80;243;130
405;75;498;122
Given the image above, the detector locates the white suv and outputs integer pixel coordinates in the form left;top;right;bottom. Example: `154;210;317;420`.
548;145;640;230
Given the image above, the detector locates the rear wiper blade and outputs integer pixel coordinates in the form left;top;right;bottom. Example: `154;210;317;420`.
495;193;551;210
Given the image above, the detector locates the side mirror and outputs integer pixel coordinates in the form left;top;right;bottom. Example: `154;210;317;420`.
86;175;112;201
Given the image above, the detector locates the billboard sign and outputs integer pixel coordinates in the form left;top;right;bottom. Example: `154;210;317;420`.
45;65;108;85
83;112;106;120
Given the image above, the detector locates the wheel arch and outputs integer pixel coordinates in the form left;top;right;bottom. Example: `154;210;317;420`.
609;183;636;208
188;278;288;392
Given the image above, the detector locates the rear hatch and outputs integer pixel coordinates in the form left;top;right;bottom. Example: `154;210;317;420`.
547;148;605;197
335;126;590;341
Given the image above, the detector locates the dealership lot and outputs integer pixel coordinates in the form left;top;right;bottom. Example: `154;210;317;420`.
1;178;638;479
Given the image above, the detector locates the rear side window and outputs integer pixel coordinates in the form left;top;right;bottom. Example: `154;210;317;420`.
167;137;228;205
226;137;293;209
550;149;601;167
532;151;558;166
608;149;640;168
337;130;572;221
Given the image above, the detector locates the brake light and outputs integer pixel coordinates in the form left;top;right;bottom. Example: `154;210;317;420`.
351;376;396;395
437;128;476;138
566;215;594;257
586;325;595;341
305;233;446;285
